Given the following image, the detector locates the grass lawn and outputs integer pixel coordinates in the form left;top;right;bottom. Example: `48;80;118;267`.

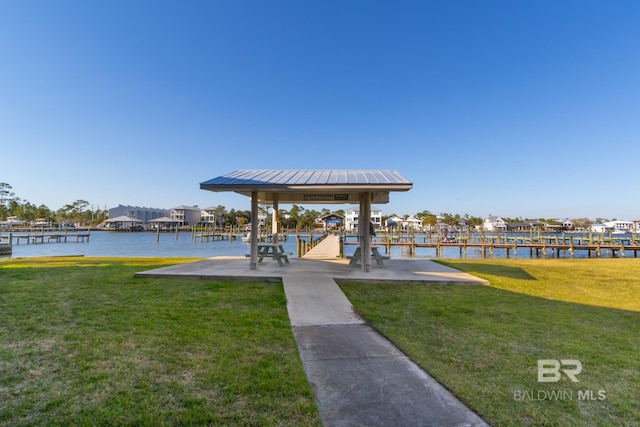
0;257;321;426
339;258;640;427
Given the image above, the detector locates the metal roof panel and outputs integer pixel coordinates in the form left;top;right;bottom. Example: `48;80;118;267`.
200;170;412;192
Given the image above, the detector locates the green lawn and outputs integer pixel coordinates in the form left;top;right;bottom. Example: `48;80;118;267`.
0;257;321;426
339;258;640;427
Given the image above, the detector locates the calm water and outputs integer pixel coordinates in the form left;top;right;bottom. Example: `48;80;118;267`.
5;231;297;259
3;230;634;259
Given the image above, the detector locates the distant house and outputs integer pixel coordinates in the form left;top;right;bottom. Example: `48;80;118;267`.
507;222;530;231
170;206;201;226
403;215;423;231
344;206;382;232
591;223;612;233
108;205;169;225
386;215;422;231
201;207;226;227
385;215;404;229
603;220;634;233
483;216;507;232
562;219;574;230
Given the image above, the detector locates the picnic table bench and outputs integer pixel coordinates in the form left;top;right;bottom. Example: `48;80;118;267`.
347;246;390;266
257;243;289;266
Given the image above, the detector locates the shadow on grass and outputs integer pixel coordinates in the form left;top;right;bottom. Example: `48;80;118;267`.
339;282;640;426
436;261;537;280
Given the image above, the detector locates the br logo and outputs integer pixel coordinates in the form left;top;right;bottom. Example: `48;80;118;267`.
537;359;582;383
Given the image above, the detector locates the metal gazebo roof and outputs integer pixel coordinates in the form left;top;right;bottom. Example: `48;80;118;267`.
199;169;412;273
199;170;412;204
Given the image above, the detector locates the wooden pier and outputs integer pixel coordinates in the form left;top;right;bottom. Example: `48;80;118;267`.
0;230;91;245
193;231;238;242
342;231;640;258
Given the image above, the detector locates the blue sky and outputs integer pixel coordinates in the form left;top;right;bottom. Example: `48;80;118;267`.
1;1;639;219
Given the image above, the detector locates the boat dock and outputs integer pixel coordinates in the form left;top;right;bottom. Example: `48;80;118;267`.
342;232;640;258
0;230;91;245
192;231;238;242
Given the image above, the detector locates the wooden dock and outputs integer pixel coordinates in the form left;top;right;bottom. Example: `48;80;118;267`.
193;231;238;242
342;232;640;258
0;231;91;245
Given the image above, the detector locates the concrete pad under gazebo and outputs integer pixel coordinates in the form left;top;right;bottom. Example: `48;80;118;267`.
200;170;412;272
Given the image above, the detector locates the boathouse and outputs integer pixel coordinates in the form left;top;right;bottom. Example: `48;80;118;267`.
200;170;412;272
319;212;344;231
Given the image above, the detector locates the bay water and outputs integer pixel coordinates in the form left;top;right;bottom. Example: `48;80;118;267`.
3;230;634;259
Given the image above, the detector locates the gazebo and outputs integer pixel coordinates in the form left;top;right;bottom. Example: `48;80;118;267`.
200;170;412;272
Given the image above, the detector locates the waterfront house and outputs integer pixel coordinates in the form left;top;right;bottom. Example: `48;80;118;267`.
344;206;383;232
386;215;423;231
403;215;423;231
385;215;404;229
603;220;634;233
591;223;613;233
483;216;507;232
170;206;201;226
201;207;226;227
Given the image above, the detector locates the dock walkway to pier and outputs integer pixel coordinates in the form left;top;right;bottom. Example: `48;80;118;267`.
301;234;341;259
344;232;640;258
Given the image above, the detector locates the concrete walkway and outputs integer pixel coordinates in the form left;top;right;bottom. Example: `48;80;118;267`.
289;236;488;426
136;244;489;426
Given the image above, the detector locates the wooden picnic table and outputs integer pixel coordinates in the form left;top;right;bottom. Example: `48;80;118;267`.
347;246;390;266
257;243;290;266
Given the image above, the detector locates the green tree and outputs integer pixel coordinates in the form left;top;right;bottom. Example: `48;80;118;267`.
212;205;227;227
0;183;15;214
439;212;460;227
572;218;593;230
464;215;483;229
7;198;23;218
299;209;320;229
288;205;304;228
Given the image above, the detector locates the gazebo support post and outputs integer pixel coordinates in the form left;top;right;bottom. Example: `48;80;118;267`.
272;193;279;246
250;191;259;270
360;192;372;273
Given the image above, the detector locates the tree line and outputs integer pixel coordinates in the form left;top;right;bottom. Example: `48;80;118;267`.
0;182;106;226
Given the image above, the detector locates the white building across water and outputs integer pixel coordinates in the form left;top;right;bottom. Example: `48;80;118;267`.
344;206;383;232
108;205;169;225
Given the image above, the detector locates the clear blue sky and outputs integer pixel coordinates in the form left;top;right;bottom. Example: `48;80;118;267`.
2;1;639;220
